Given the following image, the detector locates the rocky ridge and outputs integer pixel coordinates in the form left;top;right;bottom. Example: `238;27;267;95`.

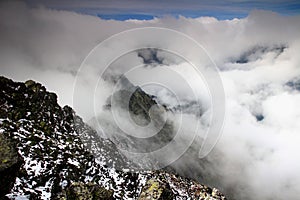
0;76;226;200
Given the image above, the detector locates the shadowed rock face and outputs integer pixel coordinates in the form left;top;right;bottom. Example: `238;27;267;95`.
101;75;176;158
106;86;175;153
0;134;23;198
0;76;226;200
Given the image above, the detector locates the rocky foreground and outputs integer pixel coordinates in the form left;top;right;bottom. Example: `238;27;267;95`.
0;76;226;200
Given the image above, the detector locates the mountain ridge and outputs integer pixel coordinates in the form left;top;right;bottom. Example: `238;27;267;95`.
0;76;226;200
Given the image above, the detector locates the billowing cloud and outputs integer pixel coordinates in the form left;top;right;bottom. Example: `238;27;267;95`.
1;1;300;200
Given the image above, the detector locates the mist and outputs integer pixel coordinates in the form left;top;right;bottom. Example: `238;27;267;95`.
1;1;300;199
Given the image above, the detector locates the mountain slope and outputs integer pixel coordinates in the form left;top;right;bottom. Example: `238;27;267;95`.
0;76;226;200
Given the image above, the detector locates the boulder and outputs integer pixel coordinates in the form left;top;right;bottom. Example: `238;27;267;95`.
138;179;173;200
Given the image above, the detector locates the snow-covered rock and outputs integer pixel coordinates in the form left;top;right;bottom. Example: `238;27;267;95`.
0;76;226;200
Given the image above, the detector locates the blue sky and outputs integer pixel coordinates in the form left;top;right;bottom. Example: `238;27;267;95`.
25;0;300;20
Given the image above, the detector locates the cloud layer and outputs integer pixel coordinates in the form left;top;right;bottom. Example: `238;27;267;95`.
1;1;300;199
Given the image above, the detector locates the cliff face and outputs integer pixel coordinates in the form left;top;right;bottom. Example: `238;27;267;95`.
0;76;226;200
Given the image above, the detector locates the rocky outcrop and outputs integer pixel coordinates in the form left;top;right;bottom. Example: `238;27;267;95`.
0;134;23;198
138;179;173;200
0;76;227;199
58;182;114;200
0;76;132;199
101;76;175;159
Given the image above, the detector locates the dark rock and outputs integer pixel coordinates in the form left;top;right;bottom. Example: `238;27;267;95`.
287;79;300;91
138;178;173;200
137;48;163;65
233;45;287;64
58;182;114;200
255;114;264;121
103;80;175;154
0;76;227;200
0;134;23;197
